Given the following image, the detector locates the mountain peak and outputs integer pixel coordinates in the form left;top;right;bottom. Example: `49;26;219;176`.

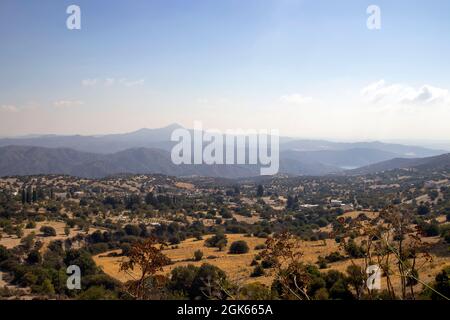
130;123;184;134
163;123;184;130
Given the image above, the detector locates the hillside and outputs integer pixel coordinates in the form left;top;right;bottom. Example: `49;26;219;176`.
1;144;449;179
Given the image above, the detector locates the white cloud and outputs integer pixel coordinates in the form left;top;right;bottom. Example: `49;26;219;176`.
81;78;98;87
280;93;313;105
104;78;115;86
53;100;84;108
119;78;145;87
196;98;209;104
405;85;449;104
361;80;450;105
0;105;19;112
82;78;144;87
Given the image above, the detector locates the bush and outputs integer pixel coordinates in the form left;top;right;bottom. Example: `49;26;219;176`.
229;241;249;254
193;250;203;261
40;226;57;237
169;236;181;245
33;279;55;296
420;222;440;237
324;251;346;263
261;257;277;269
120;243;132;256
254;244;266;250
239;283;273;299
317;256;328;269
124;224;141;237
82;274;121;291
443;230;450;244
88;243;110;255
0;245;10;262
220;209;233;219
250;264;265;277
344;240;365;258
430;267;450;300
77;286;117;300
25;221;36;229
417;204;430;215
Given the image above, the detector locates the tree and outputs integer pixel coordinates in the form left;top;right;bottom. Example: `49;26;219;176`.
64;249;98;276
286;195;298;210
430;267;450;300
261;232;311;299
20;232;35;251
217;239;227;252
417;204;430;215
338;205;432;300
229;240;250;254
145;192;158;206
190;263;228;300
15;226;24;238
26;187;32;203
346;265;365;299
21;189;26;204
38;279;55;296
26;250;42;265
343;239;365;258
168;264;199;295
120;238;171;299
205;232;228;251
220;208;233;219
321;270;353;300
124;224;141;237
257;185;264;197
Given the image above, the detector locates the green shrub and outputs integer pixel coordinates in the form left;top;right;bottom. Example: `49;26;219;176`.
194;249;203;261
229;241;249;254
40;226;56;237
250;265;265;277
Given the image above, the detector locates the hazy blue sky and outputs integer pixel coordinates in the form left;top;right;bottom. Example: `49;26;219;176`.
1;0;450;141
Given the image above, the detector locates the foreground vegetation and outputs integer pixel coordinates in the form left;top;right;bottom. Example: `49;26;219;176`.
0;171;449;300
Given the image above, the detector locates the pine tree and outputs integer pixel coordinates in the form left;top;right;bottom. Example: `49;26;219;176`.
257;185;264;197
21;189;27;204
32;188;37;202
26;186;32;203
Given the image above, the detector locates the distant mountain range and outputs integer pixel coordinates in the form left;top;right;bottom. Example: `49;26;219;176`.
0;146;261;179
348;153;450;175
0;124;448;178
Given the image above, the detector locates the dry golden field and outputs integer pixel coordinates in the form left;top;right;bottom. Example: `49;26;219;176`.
94;231;450;293
0;220;99;251
94;234;272;285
